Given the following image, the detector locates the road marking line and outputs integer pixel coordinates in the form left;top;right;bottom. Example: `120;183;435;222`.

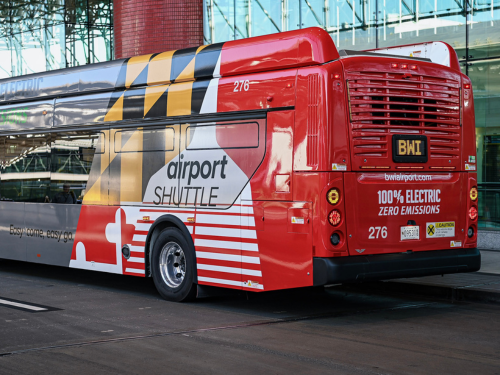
0;298;47;312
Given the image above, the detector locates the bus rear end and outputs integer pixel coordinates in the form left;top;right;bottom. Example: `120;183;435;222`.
314;44;480;285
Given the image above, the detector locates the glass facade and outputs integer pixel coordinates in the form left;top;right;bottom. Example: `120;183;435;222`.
204;0;500;231
0;0;113;79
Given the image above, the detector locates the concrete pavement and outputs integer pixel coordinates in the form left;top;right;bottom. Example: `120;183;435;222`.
0;259;499;374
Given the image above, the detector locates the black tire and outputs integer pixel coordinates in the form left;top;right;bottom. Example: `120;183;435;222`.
151;227;197;302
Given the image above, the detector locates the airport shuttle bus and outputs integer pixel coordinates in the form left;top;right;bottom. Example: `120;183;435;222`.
0;28;480;301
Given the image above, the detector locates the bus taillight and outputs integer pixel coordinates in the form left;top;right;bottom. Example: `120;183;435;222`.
470;187;478;201
328;210;341;226
326;188;340;205
469;207;478;220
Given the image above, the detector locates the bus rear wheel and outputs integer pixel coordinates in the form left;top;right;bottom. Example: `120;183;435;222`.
151;228;197;302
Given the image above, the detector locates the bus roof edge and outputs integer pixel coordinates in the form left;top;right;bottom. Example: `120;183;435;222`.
364;41;461;72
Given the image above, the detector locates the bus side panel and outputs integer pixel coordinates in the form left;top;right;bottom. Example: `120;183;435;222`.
217;70;296;113
250;111;293;201
293;62;350;172
25;203;80;266
248;200;313;291
0;201;26;261
69;205;147;276
327;63;351;172
247;110;313;290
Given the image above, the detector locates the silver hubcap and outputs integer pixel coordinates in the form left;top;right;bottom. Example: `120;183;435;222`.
159;242;186;288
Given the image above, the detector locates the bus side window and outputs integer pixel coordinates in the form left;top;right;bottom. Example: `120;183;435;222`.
180;121;264;209
186;122;259;150
112;126;177;206
49;131;103;204
0;134;51;203
114;127;175;153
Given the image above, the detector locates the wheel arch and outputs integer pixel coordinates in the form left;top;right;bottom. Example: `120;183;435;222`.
145;214;196;282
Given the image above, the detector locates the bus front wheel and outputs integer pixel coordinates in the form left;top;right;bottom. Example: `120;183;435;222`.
151;228;197;302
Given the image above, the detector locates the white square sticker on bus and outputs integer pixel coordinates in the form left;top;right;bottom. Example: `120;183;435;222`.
401;225;419;241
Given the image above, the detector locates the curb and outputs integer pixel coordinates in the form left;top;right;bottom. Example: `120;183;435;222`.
334;280;500;305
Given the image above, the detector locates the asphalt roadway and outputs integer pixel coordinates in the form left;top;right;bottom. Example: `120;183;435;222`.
0;260;499;375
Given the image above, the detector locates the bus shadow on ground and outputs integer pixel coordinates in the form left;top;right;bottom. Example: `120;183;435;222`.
0;259;158;298
0;259;454;322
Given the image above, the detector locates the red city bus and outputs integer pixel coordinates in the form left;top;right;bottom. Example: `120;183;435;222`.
0;28;479;301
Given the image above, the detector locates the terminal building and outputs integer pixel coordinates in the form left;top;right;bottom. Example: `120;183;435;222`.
0;0;499;241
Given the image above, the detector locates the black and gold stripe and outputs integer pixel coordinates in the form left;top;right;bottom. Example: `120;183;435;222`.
104;43;223;123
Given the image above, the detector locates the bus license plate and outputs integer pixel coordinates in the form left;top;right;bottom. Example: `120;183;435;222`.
401;226;419;241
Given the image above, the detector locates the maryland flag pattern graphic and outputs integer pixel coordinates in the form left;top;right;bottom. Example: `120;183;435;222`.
104;43;224;122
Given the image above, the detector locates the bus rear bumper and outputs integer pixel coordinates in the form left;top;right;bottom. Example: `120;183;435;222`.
313;248;481;286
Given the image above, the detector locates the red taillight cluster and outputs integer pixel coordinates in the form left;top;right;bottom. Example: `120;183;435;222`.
469;186;478;221
326;188;341;227
469;207;478;221
326;187;343;248
328;210;341;226
467;182;478;240
391;63;417;70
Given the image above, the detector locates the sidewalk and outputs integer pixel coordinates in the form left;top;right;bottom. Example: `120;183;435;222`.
338;249;500;304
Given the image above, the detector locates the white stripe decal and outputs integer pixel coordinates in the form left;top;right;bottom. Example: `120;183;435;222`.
196;251;240;262
241;242;258;251
134;223;152;231
197;206;251;214
0;299;47;312
240;215;256;228
197;263;262;276
128;257;145;263
125;268;145;274
129;245;145;253
196;251;261;264
196;214;245;226
195;238;258;251
133;234;147;242
198;277;264;290
198;276;242;287
195;226;257;239
242;255;260;264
